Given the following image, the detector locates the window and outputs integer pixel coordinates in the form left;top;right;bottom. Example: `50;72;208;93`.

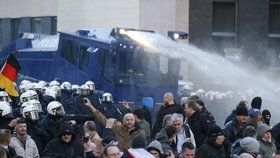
78;45;89;69
31;18;42;34
61;40;78;65
101;50;116;84
212;2;236;54
268;1;280;63
52;17;57;35
11;19;20;41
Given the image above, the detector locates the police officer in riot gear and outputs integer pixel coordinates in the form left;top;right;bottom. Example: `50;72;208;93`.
39;101;68;140
99;93;123;121
60;81;74;114
71;85;100;115
22;102;49;155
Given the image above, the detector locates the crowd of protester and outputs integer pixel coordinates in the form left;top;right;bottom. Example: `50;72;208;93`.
0;79;280;158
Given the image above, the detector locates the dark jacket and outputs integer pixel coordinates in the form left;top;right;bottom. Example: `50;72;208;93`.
99;102;123;121
187;110;214;147
38;115;66;140
71;94;100;115
43;137;84;158
60;90;74;114
272;122;280;150
26;120;49;155
152;102;185;137
223;117;247;151
224;110;236;126
5;146;17;158
196;138;226;158
155;128;176;153
0;117;14;131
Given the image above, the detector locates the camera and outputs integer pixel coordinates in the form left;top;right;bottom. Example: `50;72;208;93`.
82;133;90;143
82;98;88;104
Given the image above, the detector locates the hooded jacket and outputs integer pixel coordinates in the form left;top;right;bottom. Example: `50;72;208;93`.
89;109;146;149
187;110;214;147
43;124;84;158
257;123;276;158
195;137;226;158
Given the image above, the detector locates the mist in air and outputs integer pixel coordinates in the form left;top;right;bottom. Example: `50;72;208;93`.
126;31;280;125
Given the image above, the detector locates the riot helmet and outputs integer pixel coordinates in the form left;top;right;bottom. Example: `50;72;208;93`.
22;103;40;121
80;85;90;96
60;82;72;90
102;93;113;103
0;91;11;102
47;101;65;116
85;81;95;91
0;101;12;117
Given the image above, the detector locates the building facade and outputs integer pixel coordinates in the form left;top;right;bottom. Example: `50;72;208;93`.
189;0;280;68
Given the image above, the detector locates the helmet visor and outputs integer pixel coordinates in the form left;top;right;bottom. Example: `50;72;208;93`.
26;111;40;121
55;106;65;116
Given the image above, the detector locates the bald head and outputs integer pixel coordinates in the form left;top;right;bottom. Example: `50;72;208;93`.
181;97;188;106
123;113;135;129
164;92;174;105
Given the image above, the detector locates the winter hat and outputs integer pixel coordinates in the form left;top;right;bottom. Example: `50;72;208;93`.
147;140;163;154
131;136;146;149
248;108;261;118
262;109;271;119
142;97;154;109
257;123;271;139
196;100;205;107
251;97;262;110
59;124;75;136
207;124;223;137
240;137;260;153
236;106;248;116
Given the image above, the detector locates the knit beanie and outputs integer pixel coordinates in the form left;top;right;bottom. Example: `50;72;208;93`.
248;108;261;118
251;97;262;110
240;137;260;153
207;124;223;137
236;106;248;116
131;136;146;149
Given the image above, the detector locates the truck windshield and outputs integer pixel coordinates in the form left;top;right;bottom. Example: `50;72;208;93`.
117;51;179;87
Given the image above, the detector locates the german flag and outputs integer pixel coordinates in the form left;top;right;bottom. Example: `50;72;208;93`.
0;54;20;96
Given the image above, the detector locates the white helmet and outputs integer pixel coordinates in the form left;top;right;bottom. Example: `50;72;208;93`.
30;83;43;92
43;88;57;99
20;90;38;103
0;101;12;117
49;80;60;87
47;101;65;116
0;91;11;102
51;86;61;97
22;103;40;121
85;81;95;91
29;99;43;113
80;84;90;96
19;82;32;93
60;82;72;90
102;93;113;102
72;85;80;90
38;81;48;87
196;89;205;99
20;80;31;86
71;85;80;94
